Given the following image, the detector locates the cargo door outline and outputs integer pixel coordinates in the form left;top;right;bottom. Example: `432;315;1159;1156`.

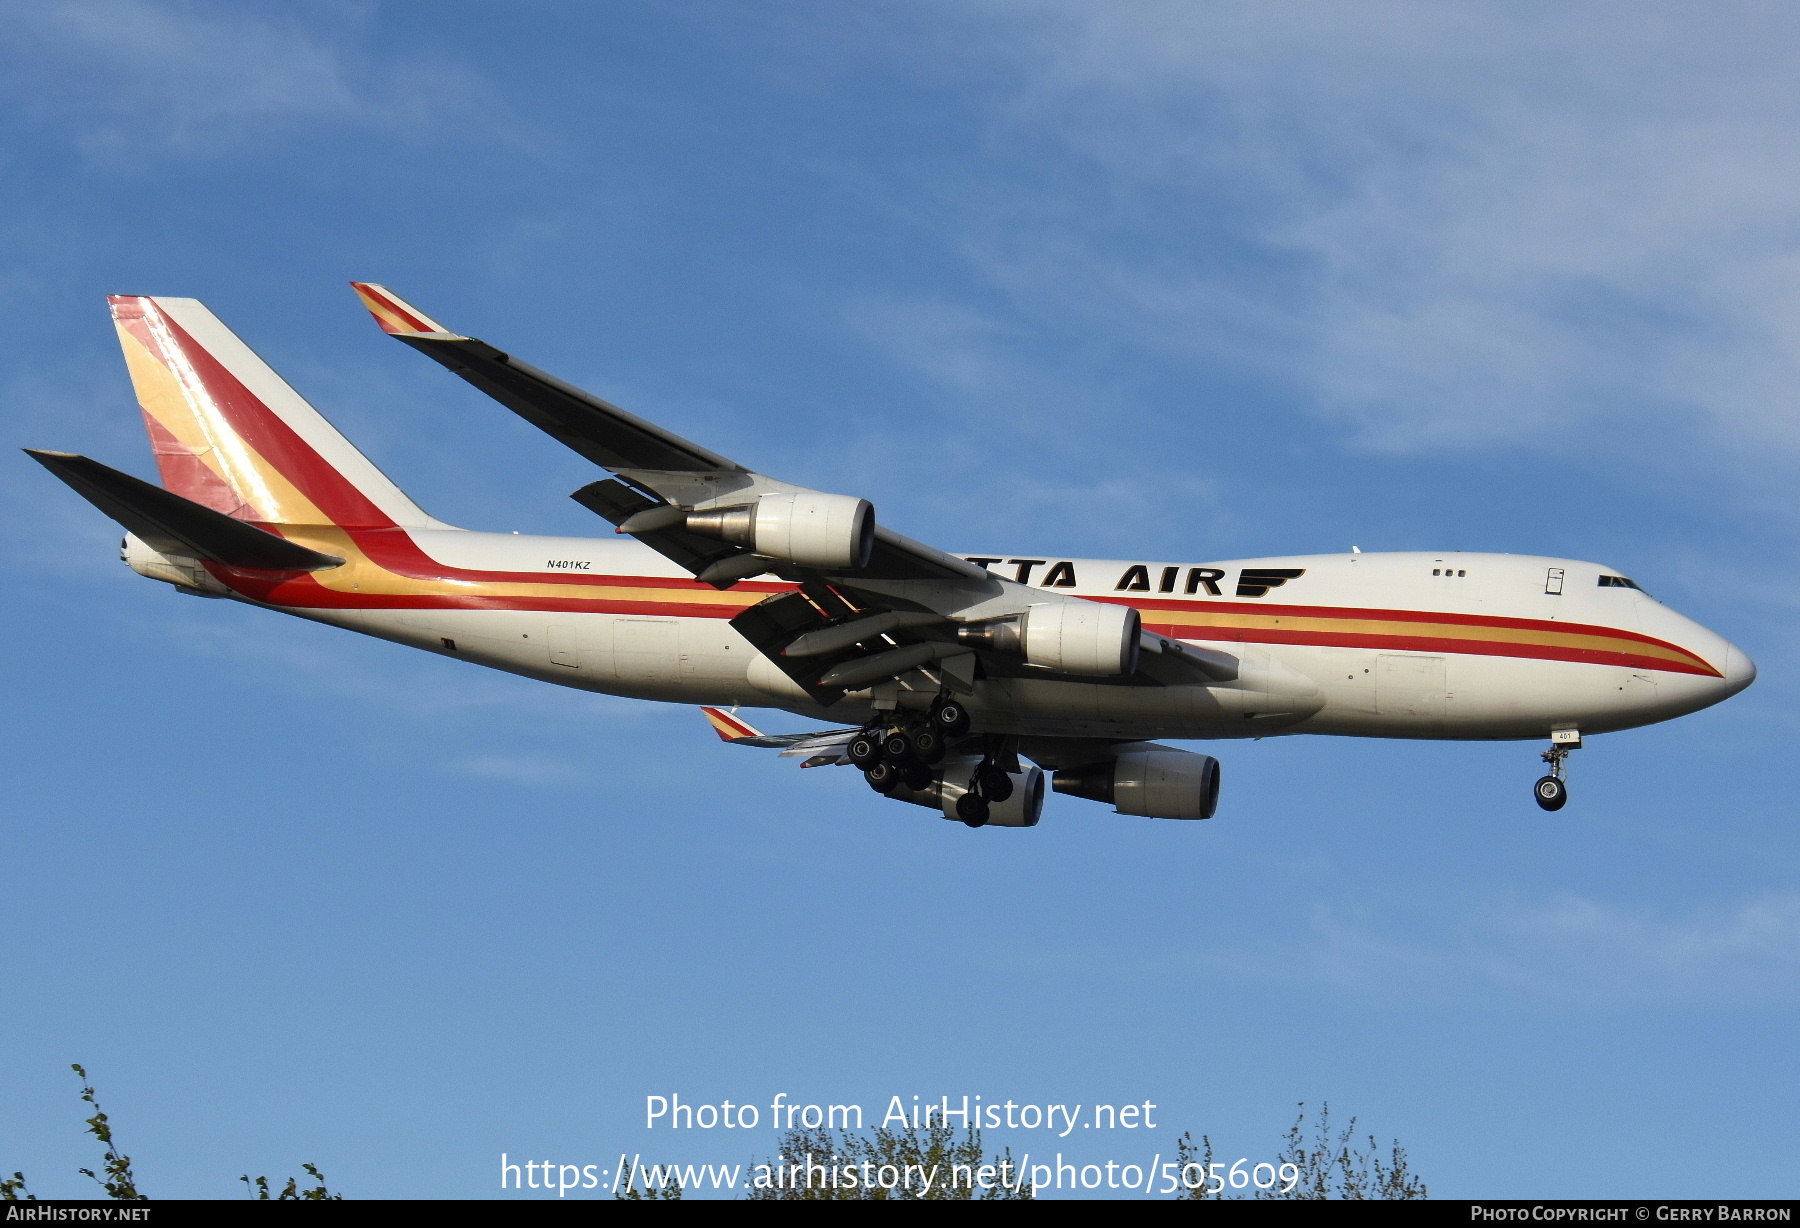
547;624;580;669
614;618;679;684
1377;654;1447;720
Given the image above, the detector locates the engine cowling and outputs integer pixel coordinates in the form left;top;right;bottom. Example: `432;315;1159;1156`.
1024;602;1139;675
957;602;1141;677
886;758;1046;828
1052;744;1220;820
686;492;874;569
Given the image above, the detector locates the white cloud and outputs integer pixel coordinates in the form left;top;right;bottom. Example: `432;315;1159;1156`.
1195;890;1800;1006
1479;891;1800;1002
944;1;1800;468
0;0;517;161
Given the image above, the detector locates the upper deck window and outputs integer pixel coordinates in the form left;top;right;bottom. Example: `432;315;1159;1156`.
1598;575;1641;590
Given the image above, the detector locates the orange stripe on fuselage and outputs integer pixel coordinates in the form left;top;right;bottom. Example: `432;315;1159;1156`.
211;524;784;619
203;526;1719;678
1110;596;1718;677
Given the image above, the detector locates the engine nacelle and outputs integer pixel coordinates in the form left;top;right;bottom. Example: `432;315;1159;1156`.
887;758;1046;827
686;492;874;569
1053;744;1220;820
958;602;1140;677
1025;602;1140;675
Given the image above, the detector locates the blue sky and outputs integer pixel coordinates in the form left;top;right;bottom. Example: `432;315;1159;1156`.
2;0;1795;1199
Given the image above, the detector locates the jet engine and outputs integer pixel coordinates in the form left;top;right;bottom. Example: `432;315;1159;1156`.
957;602;1141;677
1052;744;1221;820
886;757;1046;827
686;492;875;569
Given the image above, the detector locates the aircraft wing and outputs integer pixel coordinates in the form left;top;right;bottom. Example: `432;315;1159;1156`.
351;283;1164;706
350;283;984;589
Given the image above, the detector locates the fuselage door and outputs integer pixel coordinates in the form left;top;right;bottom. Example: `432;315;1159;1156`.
614;618;678;683
1377;654;1447;720
548;624;580;669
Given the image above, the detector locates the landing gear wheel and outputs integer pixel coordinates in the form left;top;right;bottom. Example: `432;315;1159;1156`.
847;734;882;769
911;727;947;765
932;700;971;737
901;763;934;791
1536;738;1576;811
883;730;916;762
976;766;1013;802
865;760;901;794
955;792;990;827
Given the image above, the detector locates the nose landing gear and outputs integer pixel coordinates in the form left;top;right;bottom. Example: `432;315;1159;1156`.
1534;729;1580;811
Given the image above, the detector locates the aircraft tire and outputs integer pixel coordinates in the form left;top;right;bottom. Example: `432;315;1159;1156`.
883;730;916;762
977;765;1014;802
933;701;971;737
848;734;882;769
901;763;934;790
912;727;947;764
865;761;901;794
956;793;989;827
1533;775;1568;811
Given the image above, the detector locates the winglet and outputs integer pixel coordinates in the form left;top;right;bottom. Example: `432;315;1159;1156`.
349;282;463;338
701;706;763;743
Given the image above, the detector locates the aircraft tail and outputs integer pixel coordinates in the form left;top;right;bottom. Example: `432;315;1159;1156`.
109;294;447;530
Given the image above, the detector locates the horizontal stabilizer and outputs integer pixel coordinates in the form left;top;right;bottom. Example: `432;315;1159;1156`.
25;450;344;571
701;706;764;742
698;708;857;764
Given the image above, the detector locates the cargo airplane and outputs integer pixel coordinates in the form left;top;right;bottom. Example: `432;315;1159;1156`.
27;286;1757;828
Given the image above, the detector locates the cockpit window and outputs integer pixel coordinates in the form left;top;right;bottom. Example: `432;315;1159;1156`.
1598;575;1641;590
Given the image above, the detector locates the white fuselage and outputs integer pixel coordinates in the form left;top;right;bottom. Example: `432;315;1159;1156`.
224;530;1751;745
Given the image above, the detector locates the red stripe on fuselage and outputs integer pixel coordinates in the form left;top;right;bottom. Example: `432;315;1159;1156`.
1116;593;1691;656
1139;619;1717;677
214;564;764;620
207;548;1717;678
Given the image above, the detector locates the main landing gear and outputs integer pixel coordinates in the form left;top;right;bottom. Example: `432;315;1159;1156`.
953;759;1016;828
857;699;1013;828
854;699;966;792
1533;729;1581;811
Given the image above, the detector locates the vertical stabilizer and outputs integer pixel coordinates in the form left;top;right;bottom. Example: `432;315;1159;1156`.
110;295;448;529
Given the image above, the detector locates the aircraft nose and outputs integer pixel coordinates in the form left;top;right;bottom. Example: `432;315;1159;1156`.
1722;644;1758;698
